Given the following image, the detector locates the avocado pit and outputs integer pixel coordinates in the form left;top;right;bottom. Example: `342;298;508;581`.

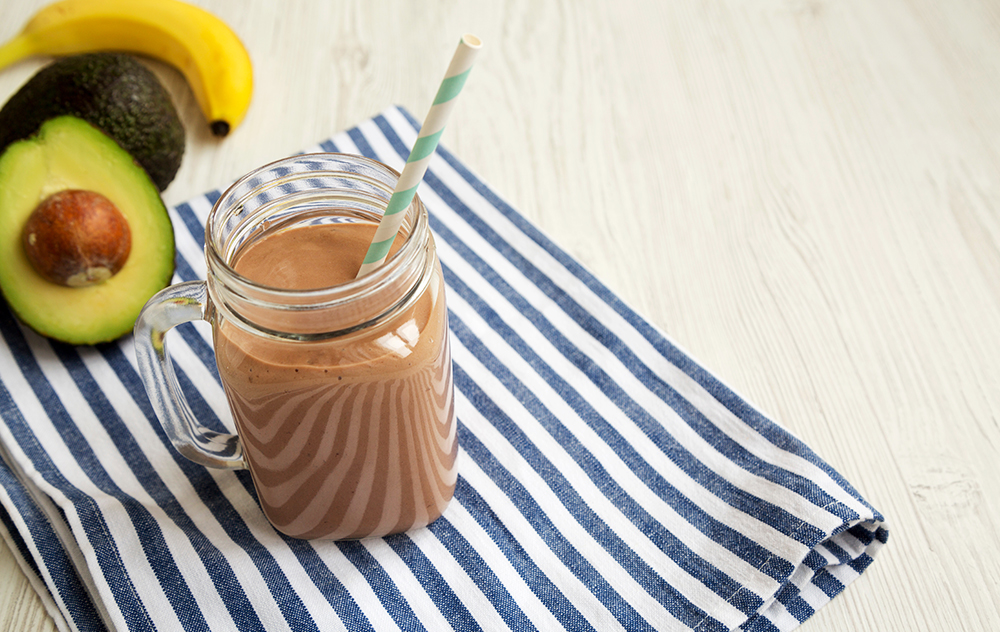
22;189;132;287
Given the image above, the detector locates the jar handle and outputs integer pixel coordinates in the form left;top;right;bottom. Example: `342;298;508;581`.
133;281;245;470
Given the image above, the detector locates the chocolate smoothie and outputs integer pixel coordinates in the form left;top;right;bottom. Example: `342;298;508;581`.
213;221;457;539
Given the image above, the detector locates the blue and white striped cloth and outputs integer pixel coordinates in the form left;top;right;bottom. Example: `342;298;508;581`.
0;106;887;632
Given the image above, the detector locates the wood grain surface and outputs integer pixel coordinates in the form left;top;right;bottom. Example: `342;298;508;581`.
1;0;999;630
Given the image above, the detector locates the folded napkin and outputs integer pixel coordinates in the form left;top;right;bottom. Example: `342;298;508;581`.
0;106;887;632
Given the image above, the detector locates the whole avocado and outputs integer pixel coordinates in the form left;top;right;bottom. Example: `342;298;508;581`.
0;53;184;192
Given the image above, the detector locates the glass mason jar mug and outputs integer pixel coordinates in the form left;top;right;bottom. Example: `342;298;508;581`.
134;154;457;540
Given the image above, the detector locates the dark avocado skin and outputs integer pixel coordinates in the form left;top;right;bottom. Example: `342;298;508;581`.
0;53;184;192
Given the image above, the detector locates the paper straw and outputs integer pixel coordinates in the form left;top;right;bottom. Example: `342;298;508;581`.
356;33;482;277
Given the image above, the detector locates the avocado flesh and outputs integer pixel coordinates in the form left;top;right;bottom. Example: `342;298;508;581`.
0;53;184;192
0;116;175;345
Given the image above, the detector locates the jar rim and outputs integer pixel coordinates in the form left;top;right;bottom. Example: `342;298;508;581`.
205;152;428;306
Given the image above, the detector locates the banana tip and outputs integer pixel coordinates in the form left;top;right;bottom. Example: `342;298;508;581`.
210;120;230;137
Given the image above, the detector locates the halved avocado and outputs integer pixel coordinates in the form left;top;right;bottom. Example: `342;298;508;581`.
0;116;175;345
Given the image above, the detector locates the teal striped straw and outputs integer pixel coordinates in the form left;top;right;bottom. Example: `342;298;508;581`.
356;34;482;277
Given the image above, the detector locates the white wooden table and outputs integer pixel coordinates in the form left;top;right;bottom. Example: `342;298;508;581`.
2;1;999;630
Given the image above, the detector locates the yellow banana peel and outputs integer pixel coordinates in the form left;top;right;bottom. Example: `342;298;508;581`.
0;0;253;136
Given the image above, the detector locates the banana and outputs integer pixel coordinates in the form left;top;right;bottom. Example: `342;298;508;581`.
0;0;253;136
